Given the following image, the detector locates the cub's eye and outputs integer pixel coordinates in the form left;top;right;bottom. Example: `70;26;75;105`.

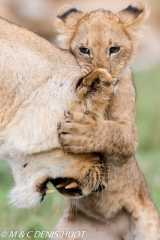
109;46;120;55
79;47;90;55
103;82;111;87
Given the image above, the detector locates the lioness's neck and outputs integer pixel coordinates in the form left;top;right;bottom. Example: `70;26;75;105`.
0;18;82;127
0;18;55;96
0;17;84;156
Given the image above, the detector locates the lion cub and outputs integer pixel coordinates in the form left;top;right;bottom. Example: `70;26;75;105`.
55;2;143;158
71;68;115;117
56;1;160;240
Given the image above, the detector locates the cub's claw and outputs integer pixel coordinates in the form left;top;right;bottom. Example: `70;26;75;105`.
64;111;70;118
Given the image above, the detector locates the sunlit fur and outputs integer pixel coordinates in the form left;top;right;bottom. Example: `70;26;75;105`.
55;1;160;239
55;1;149;158
0;17;107;208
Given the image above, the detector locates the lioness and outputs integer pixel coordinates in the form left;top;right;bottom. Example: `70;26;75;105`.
54;1;160;239
0;17;108;208
0;17;133;238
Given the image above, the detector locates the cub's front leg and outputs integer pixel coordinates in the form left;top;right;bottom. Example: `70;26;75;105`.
76;69;115;114
58;70;138;157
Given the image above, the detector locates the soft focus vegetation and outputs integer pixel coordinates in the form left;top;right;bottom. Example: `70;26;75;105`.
134;64;160;209
0;64;160;240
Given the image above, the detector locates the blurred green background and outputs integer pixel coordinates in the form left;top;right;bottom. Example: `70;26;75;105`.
0;0;160;239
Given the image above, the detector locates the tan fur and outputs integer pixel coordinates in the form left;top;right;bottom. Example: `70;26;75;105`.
55;2;146;156
56;69;160;240
55;159;160;240
55;208;134;240
0;17;107;208
0;17;129;240
56;1;160;239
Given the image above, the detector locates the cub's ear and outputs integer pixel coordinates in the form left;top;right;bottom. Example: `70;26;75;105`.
117;1;149;31
55;5;84;48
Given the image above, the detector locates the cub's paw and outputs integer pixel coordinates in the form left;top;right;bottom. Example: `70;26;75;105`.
76;68;113;100
58;110;102;153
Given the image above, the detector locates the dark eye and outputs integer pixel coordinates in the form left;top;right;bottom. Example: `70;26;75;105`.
79;47;90;55
103;82;111;87
109;46;120;55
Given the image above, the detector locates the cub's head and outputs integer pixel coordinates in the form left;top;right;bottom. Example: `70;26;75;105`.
55;1;149;76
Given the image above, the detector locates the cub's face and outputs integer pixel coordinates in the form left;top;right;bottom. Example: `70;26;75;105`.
56;1;148;77
69;11;133;77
